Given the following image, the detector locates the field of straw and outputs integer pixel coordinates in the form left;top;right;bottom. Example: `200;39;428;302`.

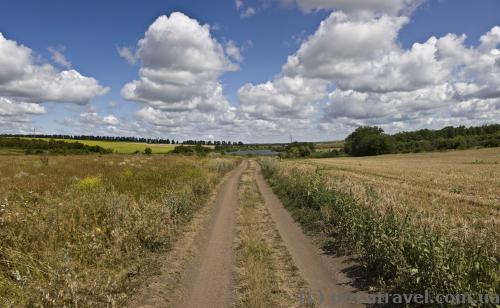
0;154;238;306
309;148;499;248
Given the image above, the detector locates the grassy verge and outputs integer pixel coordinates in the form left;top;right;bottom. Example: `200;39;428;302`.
259;157;499;303
0;155;239;306
234;161;306;308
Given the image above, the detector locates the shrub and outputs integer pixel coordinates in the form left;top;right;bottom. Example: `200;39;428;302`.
76;175;103;190
144;147;152;155
171;145;212;156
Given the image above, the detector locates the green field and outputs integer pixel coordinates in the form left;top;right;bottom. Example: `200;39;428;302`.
26;138;178;154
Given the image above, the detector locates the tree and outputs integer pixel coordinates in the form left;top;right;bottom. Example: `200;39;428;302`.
344;126;393;156
285;142;315;158
144;147;152;155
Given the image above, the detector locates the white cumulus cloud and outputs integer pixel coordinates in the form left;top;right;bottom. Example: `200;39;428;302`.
237;7;500;137
0;32;108;131
121;12;243;138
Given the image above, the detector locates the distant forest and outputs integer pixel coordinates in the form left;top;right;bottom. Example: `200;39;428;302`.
344;124;500;156
392;124;500;153
0;134;244;146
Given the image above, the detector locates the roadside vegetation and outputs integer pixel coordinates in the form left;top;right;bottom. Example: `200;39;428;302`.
0;154;238;306
259;148;499;301
235;161;306;308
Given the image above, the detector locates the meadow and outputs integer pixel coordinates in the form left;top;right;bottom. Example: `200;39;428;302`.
259;148;499;299
0;154;238;306
25;138;179;154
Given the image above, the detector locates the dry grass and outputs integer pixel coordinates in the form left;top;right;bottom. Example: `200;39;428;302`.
234;161;306;308
0;154;238;306
315;141;344;152
307;148;499;254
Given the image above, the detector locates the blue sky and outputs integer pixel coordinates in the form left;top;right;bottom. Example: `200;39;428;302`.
0;0;499;142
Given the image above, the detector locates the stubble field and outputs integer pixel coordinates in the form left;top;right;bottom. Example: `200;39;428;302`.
309;148;500;243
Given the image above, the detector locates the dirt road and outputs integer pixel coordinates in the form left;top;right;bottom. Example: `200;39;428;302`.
171;160;248;308
255;165;370;307
132;160;369;307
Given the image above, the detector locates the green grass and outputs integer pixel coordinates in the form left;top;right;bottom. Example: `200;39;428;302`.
0;148;24;155
24;138;177;154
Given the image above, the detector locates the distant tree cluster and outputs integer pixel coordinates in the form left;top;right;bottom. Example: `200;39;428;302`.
171;145;212;156
214;143;281;154
0;137;112;155
285;142;316;158
344;126;393;156
183;140;244;146
344;124;500;156
392;124;500;152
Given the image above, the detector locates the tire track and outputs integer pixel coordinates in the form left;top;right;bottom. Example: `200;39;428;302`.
171;160;248;308
255;164;370;308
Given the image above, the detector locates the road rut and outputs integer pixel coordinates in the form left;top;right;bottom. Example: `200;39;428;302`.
171;160;248;308
255;164;369;308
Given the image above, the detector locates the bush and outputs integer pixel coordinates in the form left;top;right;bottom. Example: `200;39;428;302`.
285;142;315;158
171;145;212;156
144;147;152;155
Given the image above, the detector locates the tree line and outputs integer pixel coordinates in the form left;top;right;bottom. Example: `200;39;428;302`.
0;134;244;146
345;124;500;156
182;140;244;145
0;134;179;144
0;137;112;154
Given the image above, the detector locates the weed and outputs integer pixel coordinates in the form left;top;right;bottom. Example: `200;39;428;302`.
76;175;102;190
